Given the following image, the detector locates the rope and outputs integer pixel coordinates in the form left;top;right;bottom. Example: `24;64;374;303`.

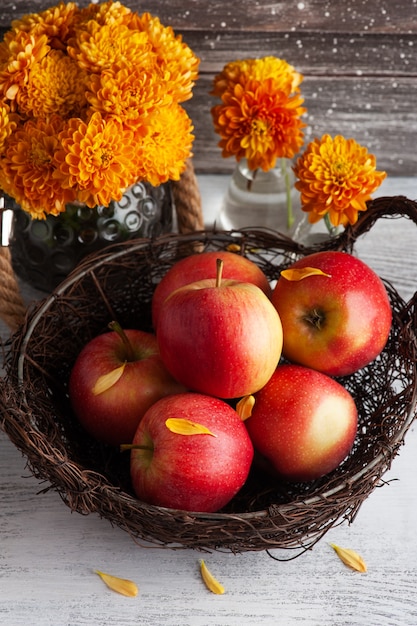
172;159;204;234
0;246;26;333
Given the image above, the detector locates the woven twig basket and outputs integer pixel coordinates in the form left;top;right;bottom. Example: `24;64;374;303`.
1;182;417;554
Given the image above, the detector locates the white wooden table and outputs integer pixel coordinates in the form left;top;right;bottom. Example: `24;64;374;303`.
1;176;417;626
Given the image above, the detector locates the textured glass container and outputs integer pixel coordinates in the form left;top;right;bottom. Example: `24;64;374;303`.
9;181;173;292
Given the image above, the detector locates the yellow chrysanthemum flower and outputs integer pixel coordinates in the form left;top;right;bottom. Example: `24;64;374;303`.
138;103;194;185
212;77;305;171
20;49;88;119
294;134;387;227
55;111;140;208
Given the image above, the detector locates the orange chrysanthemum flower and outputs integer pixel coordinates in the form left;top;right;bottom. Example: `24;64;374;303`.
0;102;17;152
75;0;132;29
55;111;139;208
10;2;78;50
129;12;200;103
67;21;152;74
212;77;305;172
293;134;387;227
86;65;169;129
212;56;303;98
211;57;305;172
0;1;197;218
0;115;76;218
0;30;50;101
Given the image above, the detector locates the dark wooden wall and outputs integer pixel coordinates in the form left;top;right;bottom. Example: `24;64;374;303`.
2;0;417;176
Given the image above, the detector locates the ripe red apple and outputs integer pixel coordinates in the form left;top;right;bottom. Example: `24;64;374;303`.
128;392;254;512
152;250;272;330
245;364;358;482
69;323;186;446
271;250;392;377
156;259;283;399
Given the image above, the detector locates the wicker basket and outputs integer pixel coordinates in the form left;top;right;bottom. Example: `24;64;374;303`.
1;183;417;554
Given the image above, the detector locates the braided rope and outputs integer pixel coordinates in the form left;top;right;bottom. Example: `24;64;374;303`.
0;246;26;333
171;159;204;234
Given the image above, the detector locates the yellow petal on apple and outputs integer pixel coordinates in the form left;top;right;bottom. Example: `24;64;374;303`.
94;569;139;597
236;395;255;421
165;418;217;437
92;362;127;395
329;543;367;573
226;243;241;252
199;559;225;595
280;267;332;281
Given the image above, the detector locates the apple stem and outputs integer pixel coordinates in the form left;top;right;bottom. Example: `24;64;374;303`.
108;320;136;362
216;258;224;288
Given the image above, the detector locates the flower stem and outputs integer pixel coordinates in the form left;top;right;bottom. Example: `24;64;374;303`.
247;167;257;192
282;158;294;230
324;213;340;238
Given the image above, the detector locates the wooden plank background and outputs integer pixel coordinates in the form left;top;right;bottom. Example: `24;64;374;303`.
1;0;416;176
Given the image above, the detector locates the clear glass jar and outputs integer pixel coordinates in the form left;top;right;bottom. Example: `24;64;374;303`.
216;158;310;241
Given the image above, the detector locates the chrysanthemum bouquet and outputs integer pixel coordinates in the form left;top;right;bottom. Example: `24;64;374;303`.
0;1;199;219
211;55;386;232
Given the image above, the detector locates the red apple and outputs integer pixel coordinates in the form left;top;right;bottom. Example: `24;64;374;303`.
156;260;283;399
152;250;272;330
271;250;392;377
128;392;254;512
245;364;358;482
69;323;186;446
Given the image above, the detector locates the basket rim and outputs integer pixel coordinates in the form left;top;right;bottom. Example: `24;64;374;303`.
14;226;417;523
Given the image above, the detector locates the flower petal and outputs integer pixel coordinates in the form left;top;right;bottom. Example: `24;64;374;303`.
92;362;126;395
281;267;332;281
94;570;139;596
236;395;255;421
165;418;217;437
330;543;367;573
199;560;225;595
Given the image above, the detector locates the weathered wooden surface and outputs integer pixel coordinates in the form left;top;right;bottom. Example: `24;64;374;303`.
1;0;416;175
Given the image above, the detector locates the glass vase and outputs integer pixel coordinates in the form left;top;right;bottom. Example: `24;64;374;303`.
216;158;310;241
303;215;342;245
8;181;173;292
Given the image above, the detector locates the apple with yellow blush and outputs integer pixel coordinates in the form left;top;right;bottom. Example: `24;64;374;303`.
271;250;392;377
245;364;358;482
